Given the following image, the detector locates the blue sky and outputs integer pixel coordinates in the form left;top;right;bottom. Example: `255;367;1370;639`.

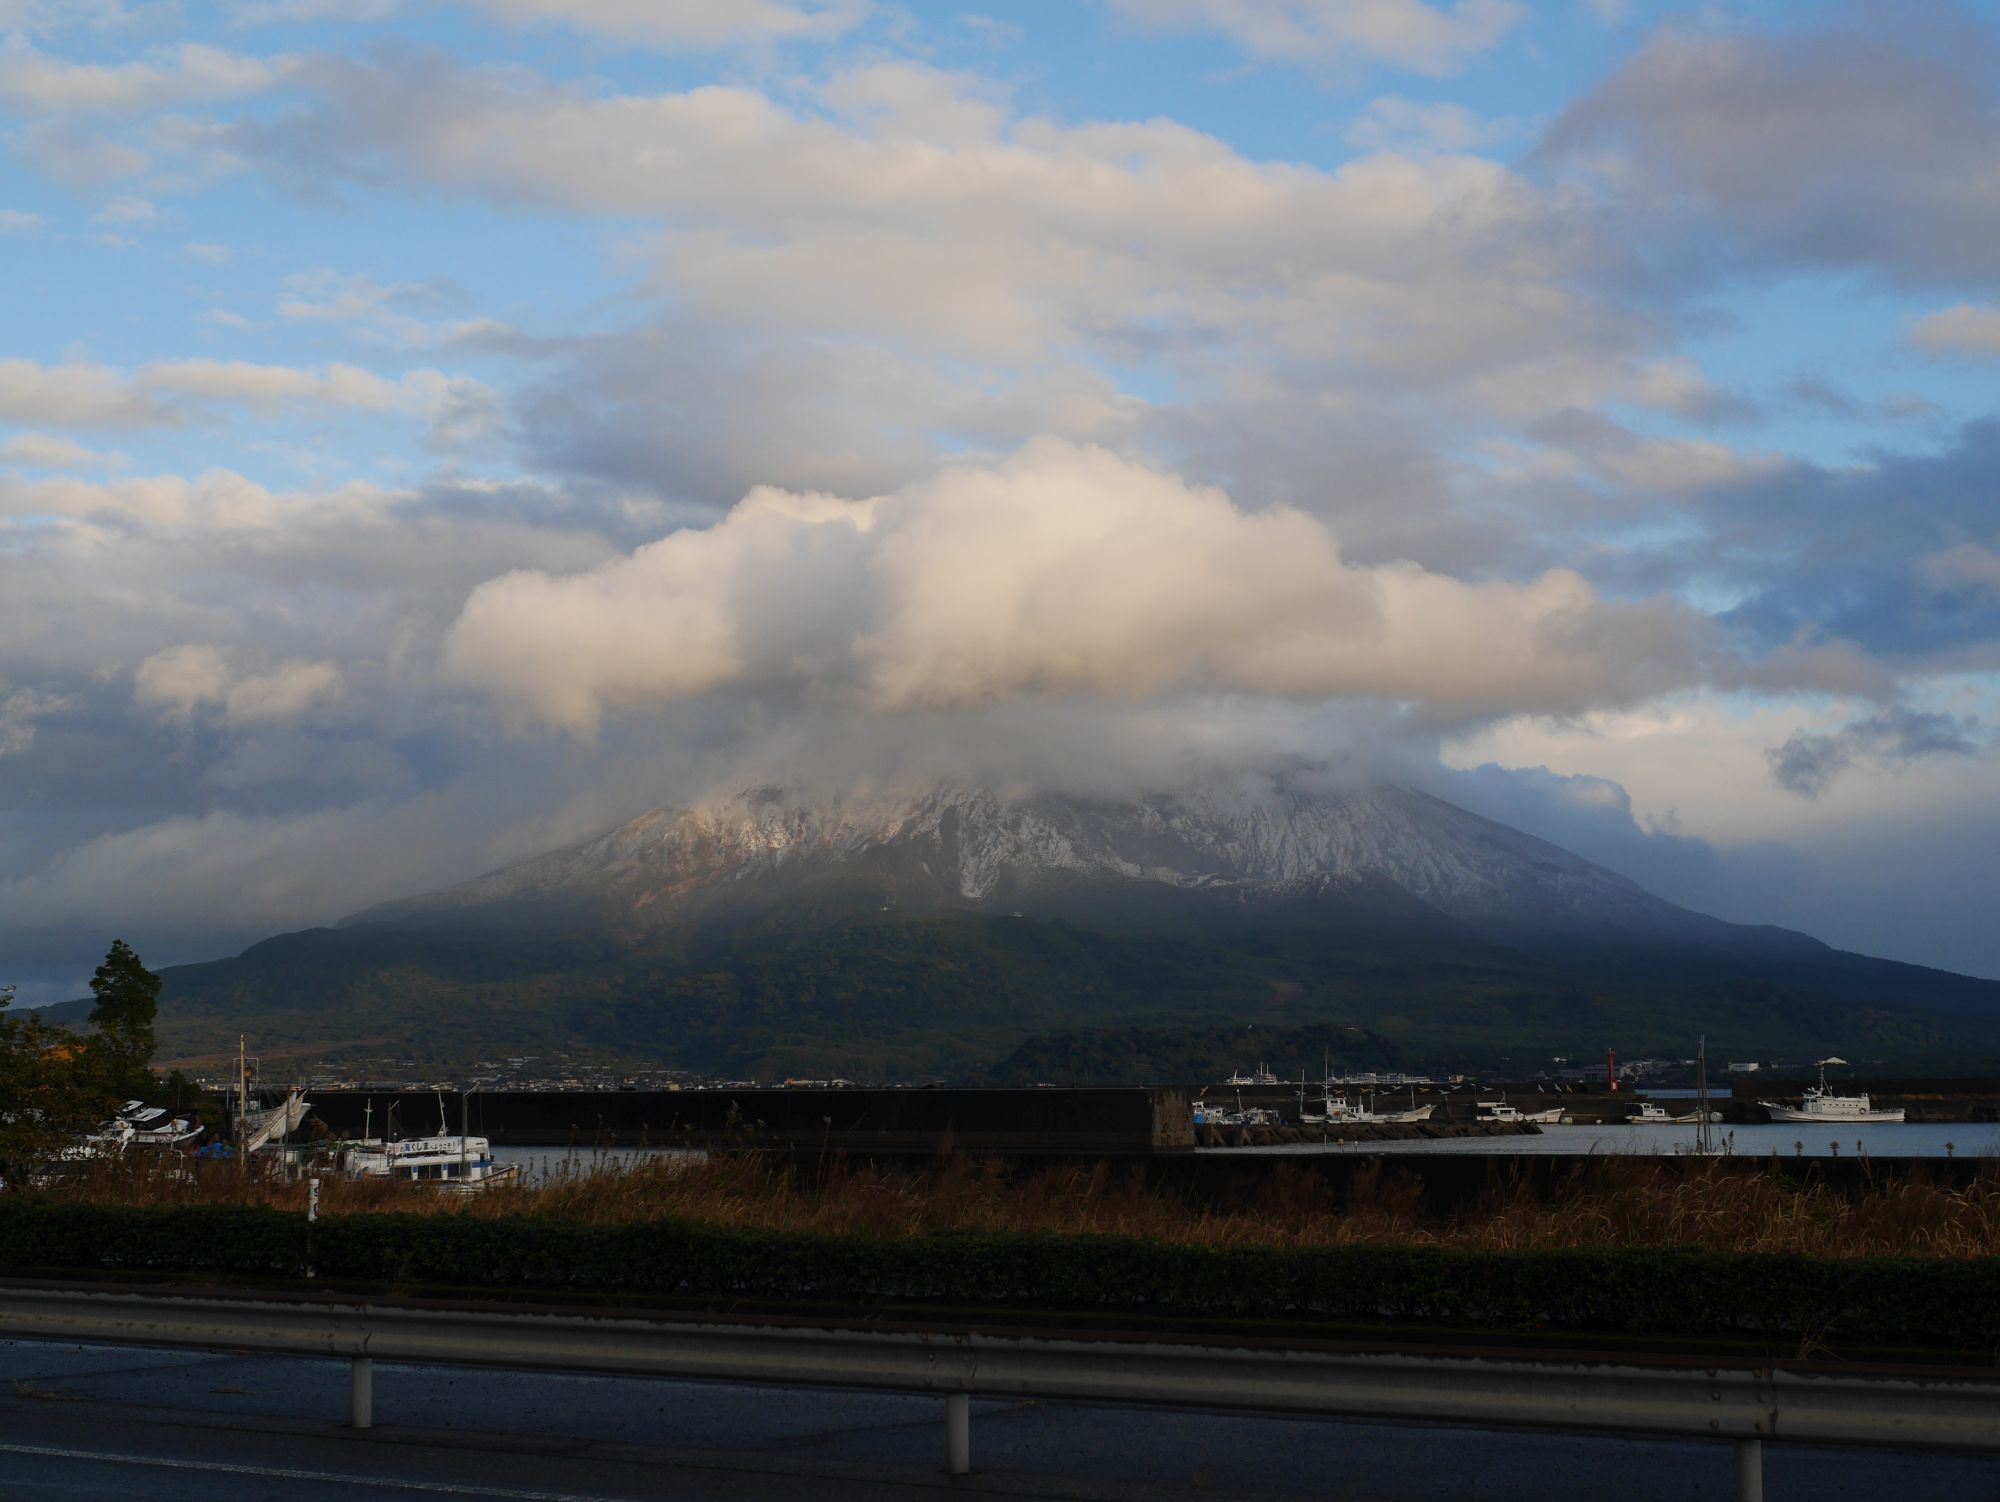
3;0;2000;999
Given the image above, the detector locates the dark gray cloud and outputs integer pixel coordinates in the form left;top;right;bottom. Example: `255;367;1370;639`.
1786;376;1943;429
1766;706;1984;798
1545;7;2000;287
508;325;949;509
1430;756;2000;982
1425;759;1726;898
1572;419;2000;664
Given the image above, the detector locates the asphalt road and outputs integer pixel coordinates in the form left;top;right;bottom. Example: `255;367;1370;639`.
2;1338;1996;1502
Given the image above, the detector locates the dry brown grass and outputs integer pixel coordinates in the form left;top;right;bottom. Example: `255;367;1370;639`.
45;1151;2000;1259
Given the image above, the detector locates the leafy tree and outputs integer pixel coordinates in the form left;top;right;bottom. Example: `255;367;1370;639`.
0;983;113;1188
88;940;161;1102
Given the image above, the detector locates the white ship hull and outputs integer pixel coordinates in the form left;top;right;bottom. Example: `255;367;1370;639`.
1475;1104;1563;1125
1760;1103;1905;1123
340;1133;523;1188
1756;1066;1904;1124
1352;1104;1435;1124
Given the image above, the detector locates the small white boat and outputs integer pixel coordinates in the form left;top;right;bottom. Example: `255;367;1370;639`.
1194;1100;1248;1127
1224;1064;1280;1086
1348;1089;1435;1124
119;1102;204;1146
1475;1100;1563;1125
1628;1100;1699;1125
1363;1102;1435;1123
338;1134;521;1190
1759;1067;1904;1123
63;1100;204;1159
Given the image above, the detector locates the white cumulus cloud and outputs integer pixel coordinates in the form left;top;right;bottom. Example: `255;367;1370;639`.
134;644;345;726
458;0;869;48
0;685;71;755
1104;0;1523;75
443;440;1853;734
0;37;289;115
0;432;96;467
1911;304;2000;359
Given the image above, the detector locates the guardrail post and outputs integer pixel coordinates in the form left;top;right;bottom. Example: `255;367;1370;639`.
351;1356;373;1430
1734;1439;1762;1502
944;1391;969;1474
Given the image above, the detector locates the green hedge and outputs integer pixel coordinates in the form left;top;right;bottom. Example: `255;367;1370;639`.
2;1201;1994;1348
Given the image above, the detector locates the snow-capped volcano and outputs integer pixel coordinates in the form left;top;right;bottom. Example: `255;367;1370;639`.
357;776;1748;946
149;773;1998;1074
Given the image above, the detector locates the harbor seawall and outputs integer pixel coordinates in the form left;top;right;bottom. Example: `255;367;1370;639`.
290;1086;1196;1153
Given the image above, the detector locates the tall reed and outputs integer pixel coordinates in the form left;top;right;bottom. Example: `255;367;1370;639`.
37;1153;2000;1259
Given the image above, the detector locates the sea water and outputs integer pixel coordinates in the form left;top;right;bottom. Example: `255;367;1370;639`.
1216;1121;2000;1158
488;1145;705;1182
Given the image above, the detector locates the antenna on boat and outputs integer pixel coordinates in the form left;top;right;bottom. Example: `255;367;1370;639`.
235;1034;248;1175
1694;1035;1713;1156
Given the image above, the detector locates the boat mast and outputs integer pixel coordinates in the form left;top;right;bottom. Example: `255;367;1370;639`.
235;1034;248;1174
1694;1035;1713;1155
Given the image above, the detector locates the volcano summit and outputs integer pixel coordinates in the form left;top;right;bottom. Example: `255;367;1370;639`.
130;777;2000;1077
363;780;1750;946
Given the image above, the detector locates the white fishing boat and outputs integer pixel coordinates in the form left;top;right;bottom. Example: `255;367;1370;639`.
1357;1100;1435;1124
338;1091;521;1189
339;1134;520;1189
62;1100;203;1160
118;1101;204;1146
1758;1066;1904;1123
1475;1100;1563;1125
1628;1100;1699;1125
1300;1093;1356;1125
1350;1086;1434;1124
1224;1063;1280;1086
1192;1098;1240;1127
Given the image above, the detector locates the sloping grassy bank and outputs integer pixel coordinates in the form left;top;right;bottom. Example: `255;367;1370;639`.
2;1199;1997;1352
25;1152;2000;1257
4;1157;1998;1352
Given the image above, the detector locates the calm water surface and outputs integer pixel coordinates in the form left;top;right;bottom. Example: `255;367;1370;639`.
488;1129;2000;1171
489;1145;703;1182
1217;1121;2000;1159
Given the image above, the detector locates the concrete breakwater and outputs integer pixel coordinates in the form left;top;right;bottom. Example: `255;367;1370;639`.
289;1086;1196;1153
1194;1120;1540;1148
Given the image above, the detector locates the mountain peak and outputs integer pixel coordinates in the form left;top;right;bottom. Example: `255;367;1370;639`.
353;774;1738;945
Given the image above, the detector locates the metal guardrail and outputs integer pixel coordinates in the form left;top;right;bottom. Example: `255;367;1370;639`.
4;1282;1998;1498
